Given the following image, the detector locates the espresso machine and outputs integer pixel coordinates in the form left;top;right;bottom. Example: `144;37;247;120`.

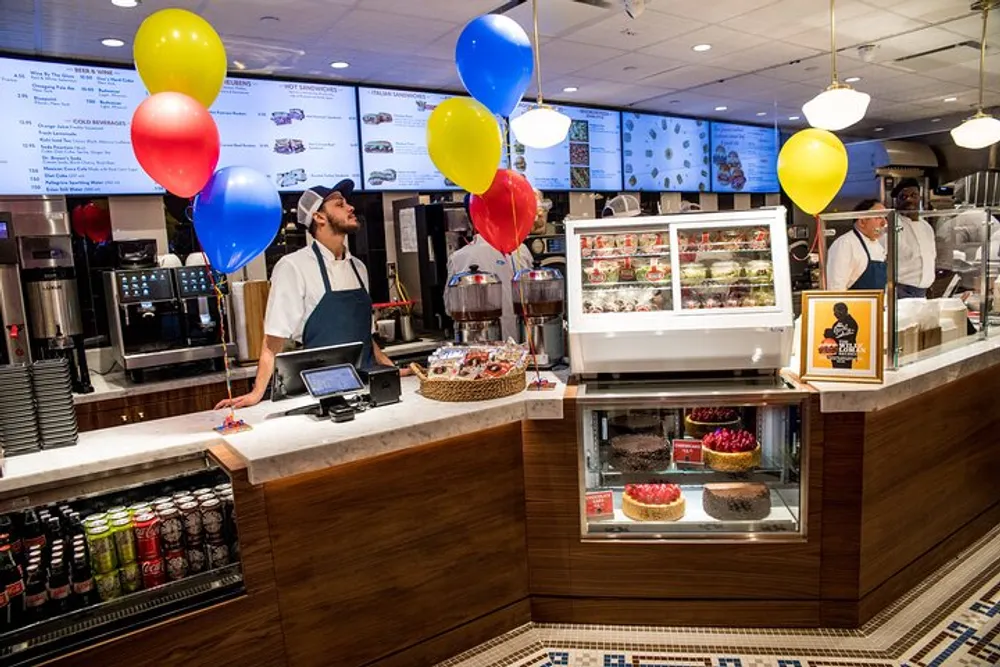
445;264;502;343
0;212;31;366
4;197;93;393
512;265;565;369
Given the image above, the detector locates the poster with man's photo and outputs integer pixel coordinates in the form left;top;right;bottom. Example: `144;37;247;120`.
800;291;884;383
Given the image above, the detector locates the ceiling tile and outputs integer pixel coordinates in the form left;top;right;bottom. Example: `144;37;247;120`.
504;0;608;39
535;39;628;77
562;10;706;51
639;25;768;63
719;0;871;40
558;50;680;82
879;0;973;24
704;41;823;72
645;0;781;24
783;10;927;50
641;65;745;89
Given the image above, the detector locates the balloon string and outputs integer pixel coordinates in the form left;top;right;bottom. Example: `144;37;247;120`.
815;214;828;290
203;252;236;420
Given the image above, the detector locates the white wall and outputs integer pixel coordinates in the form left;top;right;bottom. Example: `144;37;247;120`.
108;196;168;254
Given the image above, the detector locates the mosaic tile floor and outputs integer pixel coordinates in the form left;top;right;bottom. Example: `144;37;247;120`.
437;525;1000;667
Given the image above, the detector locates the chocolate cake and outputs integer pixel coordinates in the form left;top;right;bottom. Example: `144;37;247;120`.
610;434;670;472
702;483;771;521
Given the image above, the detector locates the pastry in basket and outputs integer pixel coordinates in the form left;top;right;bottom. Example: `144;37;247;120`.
702;428;761;472
610;433;669;472
622;483;685;522
481;361;512;378
703;482;770;521
685;407;741;438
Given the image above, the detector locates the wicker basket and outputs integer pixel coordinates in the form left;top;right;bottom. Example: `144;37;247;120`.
410;364;526;402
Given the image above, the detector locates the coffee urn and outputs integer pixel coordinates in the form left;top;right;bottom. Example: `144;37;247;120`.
512;265;565;369
445;264;502;344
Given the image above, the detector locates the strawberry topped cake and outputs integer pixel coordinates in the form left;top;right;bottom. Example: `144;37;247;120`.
685;407;741;438
702;428;761;472
622;483;686;522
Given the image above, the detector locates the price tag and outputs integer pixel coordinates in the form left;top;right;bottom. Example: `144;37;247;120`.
672;438;704;464
585;490;614;519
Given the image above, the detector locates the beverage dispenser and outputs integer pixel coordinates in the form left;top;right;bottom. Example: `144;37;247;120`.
512;265;565;369
444;264;502;344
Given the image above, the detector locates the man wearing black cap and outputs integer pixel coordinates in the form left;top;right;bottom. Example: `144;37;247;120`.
216;179;395;409
892;178;937;299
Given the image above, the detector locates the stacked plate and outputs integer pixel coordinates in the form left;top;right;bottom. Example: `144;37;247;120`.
31;359;78;449
0;365;42;456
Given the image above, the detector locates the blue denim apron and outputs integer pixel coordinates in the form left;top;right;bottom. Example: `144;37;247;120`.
848;228;888;291
301;242;375;369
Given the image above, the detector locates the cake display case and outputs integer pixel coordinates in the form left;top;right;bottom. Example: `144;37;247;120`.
566;208;794;374
577;376;807;539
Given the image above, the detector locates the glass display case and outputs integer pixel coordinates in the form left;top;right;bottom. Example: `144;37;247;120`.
577;377;807;539
0;454;243;665
566;208;793;375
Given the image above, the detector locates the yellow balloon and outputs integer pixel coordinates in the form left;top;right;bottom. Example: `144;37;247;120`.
133;9;227;108
427;97;502;195
777;129;848;215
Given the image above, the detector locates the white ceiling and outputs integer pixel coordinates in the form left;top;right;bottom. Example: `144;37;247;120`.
1;0;997;138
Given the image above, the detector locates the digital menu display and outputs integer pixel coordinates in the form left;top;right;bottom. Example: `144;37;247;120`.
710;122;779;193
0;56;361;195
622;112;710;192
509;102;621;191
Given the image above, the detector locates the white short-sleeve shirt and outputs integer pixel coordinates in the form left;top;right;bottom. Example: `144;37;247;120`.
263;241;370;343
826;228;887;291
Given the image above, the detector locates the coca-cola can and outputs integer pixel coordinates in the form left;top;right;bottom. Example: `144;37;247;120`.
158;507;184;551
133;513;161;561
200;499;224;536
141;557;166;588
186;546;206;574
179;502;203;542
174;495;196;506
206;540;229;569
165;549;189;581
192;488;213;498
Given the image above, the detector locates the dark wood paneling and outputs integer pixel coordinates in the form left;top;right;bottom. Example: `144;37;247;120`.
77;379;252;431
531;596;821;628
818;411;866;602
264;423;529;667
368;599;531;667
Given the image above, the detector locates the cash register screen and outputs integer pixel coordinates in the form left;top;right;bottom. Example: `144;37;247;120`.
300;364;364;399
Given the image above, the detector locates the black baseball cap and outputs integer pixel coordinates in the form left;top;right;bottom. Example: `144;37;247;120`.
296;178;355;228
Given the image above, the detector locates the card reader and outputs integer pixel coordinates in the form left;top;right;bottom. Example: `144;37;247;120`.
300;363;365;421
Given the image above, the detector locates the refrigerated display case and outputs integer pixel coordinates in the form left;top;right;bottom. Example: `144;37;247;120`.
577;376;808;539
0;453;244;666
566;208;794;374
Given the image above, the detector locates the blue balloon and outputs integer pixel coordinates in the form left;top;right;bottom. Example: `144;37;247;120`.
456;14;533;118
193;166;282;274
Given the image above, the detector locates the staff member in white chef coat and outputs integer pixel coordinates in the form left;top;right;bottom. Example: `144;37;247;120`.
447;195;534;342
216;179;397;410
825;199;888;291
892;178;937;299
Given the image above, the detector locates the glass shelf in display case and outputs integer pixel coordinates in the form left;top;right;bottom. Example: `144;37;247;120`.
577;376;808;539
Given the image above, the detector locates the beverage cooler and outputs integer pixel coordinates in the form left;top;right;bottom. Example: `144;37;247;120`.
565;208;809;540
0;454;244;665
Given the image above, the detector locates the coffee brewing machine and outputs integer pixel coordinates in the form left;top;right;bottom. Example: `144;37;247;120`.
3;197;93;393
513;264;565;369
105;261;235;383
445;264;502;343
0;212;31;366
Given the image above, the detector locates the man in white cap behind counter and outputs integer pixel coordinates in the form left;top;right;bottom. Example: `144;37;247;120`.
216;179;397;410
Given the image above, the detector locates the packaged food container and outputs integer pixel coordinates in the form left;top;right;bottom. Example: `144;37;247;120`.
710;261;741;282
681;262;708;284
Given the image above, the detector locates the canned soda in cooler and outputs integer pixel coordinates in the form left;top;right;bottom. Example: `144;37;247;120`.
192;488;213;498
133;513;161;561
179;502;203;543
186;546;206;574
86;521;118;574
119;560;142;593
205;538;229;569
200;499;224;537
83;512;108;527
165;549;189;581
150;497;173;508
158;507;184;551
153;502;175;516
110;517;137;564
95;570;122;601
174;495;196;507
105;506;128;516
141;558;166;588
106;510;130;524
214;483;232;495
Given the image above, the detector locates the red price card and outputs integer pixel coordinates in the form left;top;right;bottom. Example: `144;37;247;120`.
585;490;615;519
672;438;704;464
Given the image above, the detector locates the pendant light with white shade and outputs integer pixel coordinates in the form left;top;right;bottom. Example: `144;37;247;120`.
951;1;1000;150
509;0;571;149
802;0;871;131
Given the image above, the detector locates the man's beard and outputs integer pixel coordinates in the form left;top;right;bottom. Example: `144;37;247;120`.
332;217;358;234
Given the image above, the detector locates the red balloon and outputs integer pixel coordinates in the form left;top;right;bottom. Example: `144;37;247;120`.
71;202;111;243
131;92;220;197
469;169;535;254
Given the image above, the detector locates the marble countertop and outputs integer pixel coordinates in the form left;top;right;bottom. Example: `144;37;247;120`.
3;373;565;493
790;334;1000;413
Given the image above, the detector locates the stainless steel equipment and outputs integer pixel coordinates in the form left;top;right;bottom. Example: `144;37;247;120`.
3;196;93;393
513;265;565;369
0;212;30;365
445;264;502;344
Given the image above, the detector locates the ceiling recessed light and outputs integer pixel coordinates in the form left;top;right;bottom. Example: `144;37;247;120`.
943;96;958;102
788;115;801;121
931;117;942;122
101;38;125;47
232;60;246;71
714;106;728;111
111;0;139;7
562;86;578;93
330;61;350;69
756;112;767;117
844;76;861;83
874;126;884;132
692;44;712;52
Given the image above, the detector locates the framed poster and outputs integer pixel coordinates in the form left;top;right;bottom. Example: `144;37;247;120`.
800;290;884;383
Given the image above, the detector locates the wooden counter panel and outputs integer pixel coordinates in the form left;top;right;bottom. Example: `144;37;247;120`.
818;412;866;601
858;364;1000;597
264;423;529;667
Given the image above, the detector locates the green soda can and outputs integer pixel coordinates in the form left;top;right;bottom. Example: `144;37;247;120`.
128;503;152;517
119;561;142;594
106;511;130;525
83;512;108;527
95;570;122;601
86;521;118;574
110;517;138;564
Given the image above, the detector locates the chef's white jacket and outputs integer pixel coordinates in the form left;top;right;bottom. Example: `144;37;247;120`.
896;216;936;289
446;235;534;342
826;228;887;291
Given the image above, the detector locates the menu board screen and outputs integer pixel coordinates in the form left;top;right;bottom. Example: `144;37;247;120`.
710;122;779;193
509;102;621;191
622;112;710;192
0;56;361;195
